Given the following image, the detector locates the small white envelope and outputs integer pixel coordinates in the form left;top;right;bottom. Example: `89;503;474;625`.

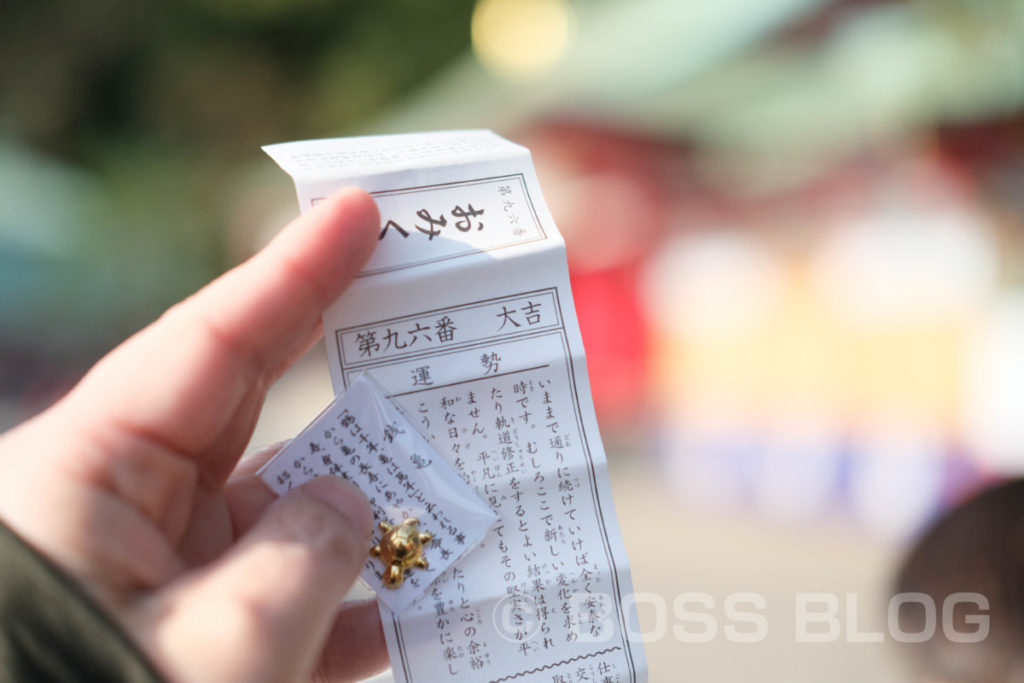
259;373;498;614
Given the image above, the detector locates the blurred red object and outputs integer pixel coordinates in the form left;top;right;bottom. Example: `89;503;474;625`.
569;262;651;425
518;121;676;426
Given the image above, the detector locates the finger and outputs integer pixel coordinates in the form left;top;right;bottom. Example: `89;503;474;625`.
266;318;325;388
132;476;373;683
314;599;389;683
0;418;186;591
178;440;313;567
60;378;264;556
223;443;289;539
234;440;290;478
63;188;379;481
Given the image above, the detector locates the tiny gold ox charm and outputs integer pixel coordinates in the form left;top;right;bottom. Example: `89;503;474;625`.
370;517;433;588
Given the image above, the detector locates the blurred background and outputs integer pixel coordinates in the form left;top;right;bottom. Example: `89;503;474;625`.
3;0;1024;680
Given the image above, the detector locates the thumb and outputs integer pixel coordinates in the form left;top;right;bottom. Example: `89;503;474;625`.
132;477;373;683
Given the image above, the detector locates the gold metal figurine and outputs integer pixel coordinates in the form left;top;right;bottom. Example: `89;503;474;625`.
370;517;433;588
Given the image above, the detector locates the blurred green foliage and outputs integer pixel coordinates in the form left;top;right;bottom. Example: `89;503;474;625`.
1;0;477;159
0;0;476;358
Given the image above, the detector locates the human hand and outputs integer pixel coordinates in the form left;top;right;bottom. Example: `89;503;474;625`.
0;188;387;682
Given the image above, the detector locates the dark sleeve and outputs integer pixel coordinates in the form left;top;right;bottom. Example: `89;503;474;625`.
0;521;166;683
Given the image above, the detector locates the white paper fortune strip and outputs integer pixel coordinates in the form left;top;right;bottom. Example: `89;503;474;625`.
264;130;648;683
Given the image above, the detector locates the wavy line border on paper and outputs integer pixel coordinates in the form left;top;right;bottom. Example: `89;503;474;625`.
489;646;623;683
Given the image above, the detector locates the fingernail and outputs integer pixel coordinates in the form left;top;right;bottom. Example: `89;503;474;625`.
300;476;373;539
244;438;292;459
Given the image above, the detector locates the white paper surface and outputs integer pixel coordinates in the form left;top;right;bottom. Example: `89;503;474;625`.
264;130;647;683
257;373;498;614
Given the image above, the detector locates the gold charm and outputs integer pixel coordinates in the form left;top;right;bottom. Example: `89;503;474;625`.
370;517;433;588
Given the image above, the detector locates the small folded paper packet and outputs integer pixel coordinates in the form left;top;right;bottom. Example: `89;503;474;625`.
259;373;498;614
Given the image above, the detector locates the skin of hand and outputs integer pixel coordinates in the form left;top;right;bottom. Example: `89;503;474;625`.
0;187;390;682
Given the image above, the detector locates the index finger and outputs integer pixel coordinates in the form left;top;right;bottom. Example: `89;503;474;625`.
64;188;379;476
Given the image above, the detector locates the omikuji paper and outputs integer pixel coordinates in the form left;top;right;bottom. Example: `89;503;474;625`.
264;130;648;683
257;373;498;615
